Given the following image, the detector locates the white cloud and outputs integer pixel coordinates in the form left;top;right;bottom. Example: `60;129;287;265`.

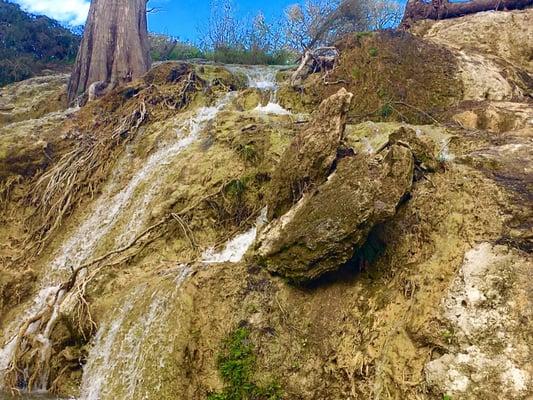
14;0;90;25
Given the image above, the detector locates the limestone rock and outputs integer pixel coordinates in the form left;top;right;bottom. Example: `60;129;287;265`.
232;88;270;111
267;88;353;219
425;243;532;399
0;74;68;126
412;9;533;72
388;126;439;171
256;144;414;282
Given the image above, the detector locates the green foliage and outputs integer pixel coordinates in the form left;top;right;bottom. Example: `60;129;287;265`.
443;395;453;400
0;0;80;86
208;327;283;400
225;178;248;197
236;144;259;164
205;47;294;66
379;103;393;118
356;31;372;39
149;34;204;62
369;47;379;57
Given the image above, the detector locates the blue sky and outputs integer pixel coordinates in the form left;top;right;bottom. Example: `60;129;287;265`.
149;0;296;41
11;0;297;41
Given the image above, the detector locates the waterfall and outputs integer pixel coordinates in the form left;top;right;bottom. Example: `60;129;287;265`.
80;266;191;400
202;207;268;264
0;92;235;394
228;65;292;115
1;66;276;397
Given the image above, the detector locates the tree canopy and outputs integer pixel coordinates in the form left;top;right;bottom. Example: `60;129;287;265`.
0;0;80;86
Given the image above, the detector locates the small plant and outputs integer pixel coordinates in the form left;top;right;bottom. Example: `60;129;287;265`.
369;47;379;57
356;31;372;39
442;329;455;344
237;144;259;163
208;327;283;400
379;103;393;118
351;67;361;80
443;395;453;400
225;179;247;197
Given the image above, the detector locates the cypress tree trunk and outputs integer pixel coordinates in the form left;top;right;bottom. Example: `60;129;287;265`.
67;0;151;103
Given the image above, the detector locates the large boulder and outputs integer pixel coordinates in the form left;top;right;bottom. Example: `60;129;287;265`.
267;88;353;219
256;144;414;282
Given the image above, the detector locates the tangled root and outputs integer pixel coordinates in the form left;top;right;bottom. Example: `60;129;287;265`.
24;65;206;256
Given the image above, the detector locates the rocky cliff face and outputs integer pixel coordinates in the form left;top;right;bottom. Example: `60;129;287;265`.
0;9;531;400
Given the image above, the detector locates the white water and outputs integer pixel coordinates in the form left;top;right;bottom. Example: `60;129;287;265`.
80;288;142;400
52;92;235;272
229;65;292;115
202;208;267;264
80;266;191;400
0;92;235;393
254;102;291;115
1;65;277;396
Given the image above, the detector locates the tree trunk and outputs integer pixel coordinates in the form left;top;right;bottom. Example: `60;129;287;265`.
67;0;151;104
401;0;533;28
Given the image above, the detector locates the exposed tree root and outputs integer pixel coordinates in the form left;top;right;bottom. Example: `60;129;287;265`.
23;68;205;258
1;187;221;392
291;47;339;87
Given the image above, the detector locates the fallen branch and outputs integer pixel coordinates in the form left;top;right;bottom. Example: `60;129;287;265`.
291;47;339;87
401;0;533;27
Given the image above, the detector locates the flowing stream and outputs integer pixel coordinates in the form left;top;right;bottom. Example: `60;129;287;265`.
0;65;284;399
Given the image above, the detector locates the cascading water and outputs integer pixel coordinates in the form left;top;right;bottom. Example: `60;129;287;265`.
80;266;191;400
0;92;235;394
202;208;268;264
228;65;292;115
1;65;279;398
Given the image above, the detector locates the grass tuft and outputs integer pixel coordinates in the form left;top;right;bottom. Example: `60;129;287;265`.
208;327;283;400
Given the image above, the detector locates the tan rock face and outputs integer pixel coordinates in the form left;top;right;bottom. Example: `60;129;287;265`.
454;102;533;133
388;126;440;171
412;9;533;105
0;74;68;126
257;144;414;282
412;9;533;72
267;88;353;219
425;243;533;399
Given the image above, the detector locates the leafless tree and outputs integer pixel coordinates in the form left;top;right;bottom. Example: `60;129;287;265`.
284;0;403;52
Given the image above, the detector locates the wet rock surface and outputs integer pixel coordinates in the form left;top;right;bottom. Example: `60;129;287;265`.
0;74;69;126
0;10;532;400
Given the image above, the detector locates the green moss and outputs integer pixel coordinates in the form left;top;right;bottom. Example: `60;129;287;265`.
225;178;248;197
356;31;372;39
209;327;283;400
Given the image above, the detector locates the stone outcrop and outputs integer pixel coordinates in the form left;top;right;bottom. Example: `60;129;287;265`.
257;144;414;282
388;126;440;172
267;88;353;219
0;74;68;126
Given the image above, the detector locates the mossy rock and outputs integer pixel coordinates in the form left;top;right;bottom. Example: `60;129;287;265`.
277;31;463;124
267;88;353;219
256;144;415;282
